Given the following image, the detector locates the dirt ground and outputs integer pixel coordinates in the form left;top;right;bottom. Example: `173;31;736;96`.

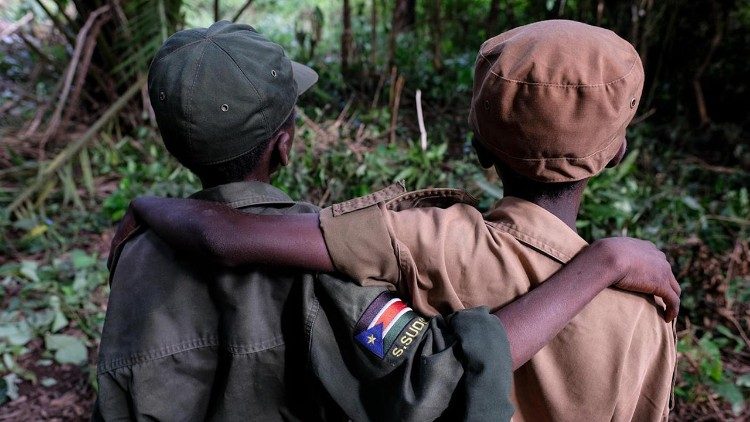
0;341;95;421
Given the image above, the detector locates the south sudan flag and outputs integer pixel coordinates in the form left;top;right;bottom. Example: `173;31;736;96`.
354;292;418;358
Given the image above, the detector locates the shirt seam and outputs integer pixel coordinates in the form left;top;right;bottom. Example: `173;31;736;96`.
98;336;220;374
97;344;220;376
384;188;479;209
382;203;405;288
225;336;285;355
485;220;575;263
98;335;289;373
227;197;296;208
189;183;297;208
304;291;321;376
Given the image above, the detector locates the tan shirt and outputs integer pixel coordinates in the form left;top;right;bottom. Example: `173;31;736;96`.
320;189;675;422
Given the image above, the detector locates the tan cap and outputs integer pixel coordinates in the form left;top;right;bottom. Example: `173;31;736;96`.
469;20;644;182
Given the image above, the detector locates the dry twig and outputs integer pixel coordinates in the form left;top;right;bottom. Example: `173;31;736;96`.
9;76;145;213
0;12;33;38
38;5;111;157
389;75;405;144
415;89;427;150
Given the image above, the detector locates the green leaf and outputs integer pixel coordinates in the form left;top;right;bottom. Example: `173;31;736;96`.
681;196;703;212
72;272;90;291
45;334;87;365
393;168;414;182
2;354;14;372
49;296;69;333
613;149;639;181
712;381;745;415
1;374;19;403
715;325;746;351
41;377;57;387
0;322;33;346
70;249;96;269
27;309;55;331
19;260;39;283
474;175;503;200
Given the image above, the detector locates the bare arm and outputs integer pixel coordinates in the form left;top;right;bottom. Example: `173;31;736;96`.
129;197;334;271
127;196;679;369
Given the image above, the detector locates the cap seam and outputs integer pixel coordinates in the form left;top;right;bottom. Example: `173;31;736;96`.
207;38;271;137
151;38;207;65
478;51;638;88
186;42;210;157
483;131;622;163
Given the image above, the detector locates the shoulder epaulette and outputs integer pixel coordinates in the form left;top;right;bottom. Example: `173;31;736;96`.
330;181;477;216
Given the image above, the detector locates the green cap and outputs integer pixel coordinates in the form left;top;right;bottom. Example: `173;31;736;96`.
148;21;318;166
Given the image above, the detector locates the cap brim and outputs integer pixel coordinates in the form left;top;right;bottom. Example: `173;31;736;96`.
291;61;318;95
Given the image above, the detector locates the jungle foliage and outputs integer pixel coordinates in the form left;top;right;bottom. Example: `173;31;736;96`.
1;0;749;419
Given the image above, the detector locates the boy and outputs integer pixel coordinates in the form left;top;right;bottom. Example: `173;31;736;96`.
96;21;517;420
128;20;678;421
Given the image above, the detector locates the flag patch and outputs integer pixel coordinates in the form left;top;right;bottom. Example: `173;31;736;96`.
354;292;418;358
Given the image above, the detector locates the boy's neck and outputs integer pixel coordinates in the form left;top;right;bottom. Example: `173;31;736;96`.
200;166;274;189
502;180;587;232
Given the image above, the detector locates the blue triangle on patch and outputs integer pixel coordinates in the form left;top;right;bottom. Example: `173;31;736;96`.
354;323;385;358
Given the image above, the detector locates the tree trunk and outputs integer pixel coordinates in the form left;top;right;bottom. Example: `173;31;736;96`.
431;0;443;70
387;0;401;66
370;0;378;66
486;0;501;36
504;0;516;29
342;0;353;74
393;0;415;32
557;0;566;17
693;0;725;126
596;0;605;25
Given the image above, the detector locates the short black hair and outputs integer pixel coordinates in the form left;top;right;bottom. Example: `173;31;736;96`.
188;111;295;186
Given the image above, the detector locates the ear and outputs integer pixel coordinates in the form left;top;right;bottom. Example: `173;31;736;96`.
272;129;293;167
472;138;495;169
606;138;628;168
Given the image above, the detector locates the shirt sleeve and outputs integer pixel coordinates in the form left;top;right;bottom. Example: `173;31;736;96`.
319;202;489;316
307;274;514;422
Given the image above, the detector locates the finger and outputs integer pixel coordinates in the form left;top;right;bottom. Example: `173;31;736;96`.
663;289;680;323
670;276;681;298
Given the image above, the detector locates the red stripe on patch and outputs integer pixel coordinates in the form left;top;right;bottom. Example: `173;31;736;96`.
374;300;408;329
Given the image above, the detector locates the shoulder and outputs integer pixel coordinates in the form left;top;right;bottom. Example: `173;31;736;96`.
384;187;479;212
330;181;482;217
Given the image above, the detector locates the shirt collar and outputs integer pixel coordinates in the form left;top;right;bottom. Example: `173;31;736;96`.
485;196;589;264
189;181;295;209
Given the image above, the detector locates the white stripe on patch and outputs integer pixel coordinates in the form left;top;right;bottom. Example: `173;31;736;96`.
368;298;400;329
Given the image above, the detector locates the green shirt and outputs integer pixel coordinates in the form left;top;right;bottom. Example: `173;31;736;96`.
92;181;514;421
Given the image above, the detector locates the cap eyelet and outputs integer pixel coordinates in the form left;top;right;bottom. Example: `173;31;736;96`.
630;98;637;109
484;100;490;111
271;69;277;78
159;91;166;101
221;104;229;112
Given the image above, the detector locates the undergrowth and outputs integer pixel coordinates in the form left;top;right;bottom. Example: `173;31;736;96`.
1;114;749;418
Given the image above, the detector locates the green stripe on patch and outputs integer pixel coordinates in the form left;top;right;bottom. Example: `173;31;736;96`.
383;310;417;349
384;316;429;364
